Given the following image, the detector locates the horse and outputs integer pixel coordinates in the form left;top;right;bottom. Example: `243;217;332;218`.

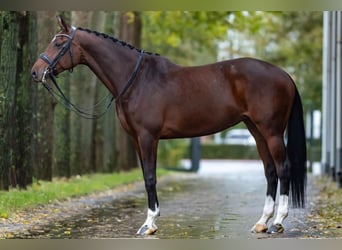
31;16;306;236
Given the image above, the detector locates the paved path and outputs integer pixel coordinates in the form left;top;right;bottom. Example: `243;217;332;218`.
1;160;318;239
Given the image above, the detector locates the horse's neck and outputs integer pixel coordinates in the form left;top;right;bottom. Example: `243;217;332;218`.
79;32;140;97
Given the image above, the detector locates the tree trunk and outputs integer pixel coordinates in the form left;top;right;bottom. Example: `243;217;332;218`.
34;11;57;181
70;11;101;175
53;11;71;178
0;11;19;190
14;12;37;188
117;11;141;171
119;12;142;47
89;12;121;173
87;11;110;173
0;11;37;189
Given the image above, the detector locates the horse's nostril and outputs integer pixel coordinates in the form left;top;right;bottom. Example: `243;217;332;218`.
31;70;37;79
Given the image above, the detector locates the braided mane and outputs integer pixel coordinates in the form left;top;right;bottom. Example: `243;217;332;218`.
77;27;158;56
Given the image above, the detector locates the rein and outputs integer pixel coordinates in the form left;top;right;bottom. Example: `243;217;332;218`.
40;27;145;119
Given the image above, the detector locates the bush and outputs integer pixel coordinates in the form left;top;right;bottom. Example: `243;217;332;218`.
158;139;189;167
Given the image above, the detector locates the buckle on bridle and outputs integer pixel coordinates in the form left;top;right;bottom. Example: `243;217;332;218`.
42;68;49;83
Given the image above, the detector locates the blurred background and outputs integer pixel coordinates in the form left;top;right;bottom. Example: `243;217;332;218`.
0;11;323;190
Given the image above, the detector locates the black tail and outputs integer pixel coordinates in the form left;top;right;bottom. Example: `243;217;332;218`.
287;86;307;208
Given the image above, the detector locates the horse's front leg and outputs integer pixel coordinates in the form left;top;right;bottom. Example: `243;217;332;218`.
135;133;160;236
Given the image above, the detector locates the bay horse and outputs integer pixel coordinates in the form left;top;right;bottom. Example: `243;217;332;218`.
31;16;306;236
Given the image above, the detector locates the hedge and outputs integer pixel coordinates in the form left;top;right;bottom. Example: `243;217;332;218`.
199;144;259;159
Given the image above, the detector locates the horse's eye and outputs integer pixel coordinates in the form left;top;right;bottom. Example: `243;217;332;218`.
54;42;63;48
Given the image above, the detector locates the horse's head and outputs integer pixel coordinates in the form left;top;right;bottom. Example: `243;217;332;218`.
31;16;81;82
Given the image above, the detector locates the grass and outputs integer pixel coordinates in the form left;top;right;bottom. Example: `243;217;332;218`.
0;168;171;218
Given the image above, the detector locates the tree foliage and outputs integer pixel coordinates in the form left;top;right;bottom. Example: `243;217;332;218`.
224;11;323;110
141;11;232;65
271;12;322;109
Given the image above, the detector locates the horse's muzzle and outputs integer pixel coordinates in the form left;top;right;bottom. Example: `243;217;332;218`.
31;65;50;83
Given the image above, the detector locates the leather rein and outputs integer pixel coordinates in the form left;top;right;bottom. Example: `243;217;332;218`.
39;27;144;119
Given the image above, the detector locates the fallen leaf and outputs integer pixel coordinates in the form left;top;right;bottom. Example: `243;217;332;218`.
0;213;8;219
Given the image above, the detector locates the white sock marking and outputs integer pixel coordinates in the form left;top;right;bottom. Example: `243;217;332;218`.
256;195;275;226
137;204;160;234
273;195;288;225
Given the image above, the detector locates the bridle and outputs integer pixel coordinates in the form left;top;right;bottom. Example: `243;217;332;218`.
40;26;77;82
39;27;144;119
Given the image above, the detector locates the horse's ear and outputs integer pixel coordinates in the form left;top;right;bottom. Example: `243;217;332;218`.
56;15;70;32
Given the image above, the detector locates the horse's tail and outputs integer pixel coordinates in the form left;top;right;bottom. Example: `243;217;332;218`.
287;85;307;208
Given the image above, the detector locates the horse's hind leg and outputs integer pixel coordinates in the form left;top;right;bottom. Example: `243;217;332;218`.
245;119;278;233
264;134;289;234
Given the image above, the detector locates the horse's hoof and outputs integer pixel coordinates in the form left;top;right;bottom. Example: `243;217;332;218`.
137;225;157;235
267;223;284;234
251;223;268;233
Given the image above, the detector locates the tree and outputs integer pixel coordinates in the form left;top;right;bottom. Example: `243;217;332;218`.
0;11;37;189
90;11;119;173
68;11;110;175
53;11;71;178
141;11;231;65
221;11;323;111
69;11;96;175
14;12;37;187
116;11;141;171
270;12;322;110
33;11;58;181
0;11;19;190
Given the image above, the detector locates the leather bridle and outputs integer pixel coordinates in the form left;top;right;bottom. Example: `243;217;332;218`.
38;27;145;119
40;26;76;82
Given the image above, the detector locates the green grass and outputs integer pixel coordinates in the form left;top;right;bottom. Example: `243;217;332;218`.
0;168;170;218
